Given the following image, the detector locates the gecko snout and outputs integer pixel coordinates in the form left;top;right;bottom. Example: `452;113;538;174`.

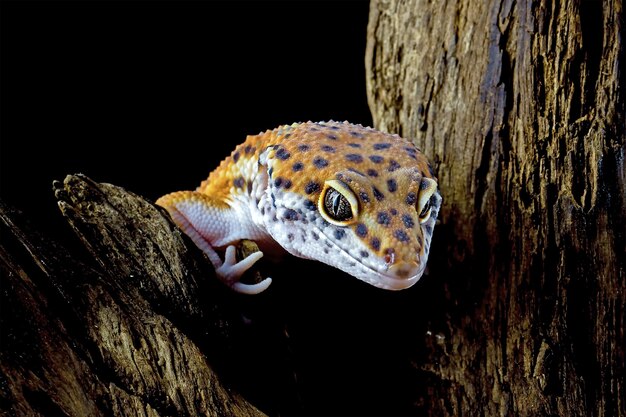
387;261;419;279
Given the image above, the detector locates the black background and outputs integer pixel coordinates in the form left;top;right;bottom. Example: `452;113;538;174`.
1;1;372;228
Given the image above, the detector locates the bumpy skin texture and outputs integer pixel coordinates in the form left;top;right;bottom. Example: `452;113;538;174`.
157;121;441;294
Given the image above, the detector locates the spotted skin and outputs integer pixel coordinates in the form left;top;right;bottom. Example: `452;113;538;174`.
157;121;441;294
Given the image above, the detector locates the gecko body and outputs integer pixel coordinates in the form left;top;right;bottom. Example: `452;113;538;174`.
157;121;441;294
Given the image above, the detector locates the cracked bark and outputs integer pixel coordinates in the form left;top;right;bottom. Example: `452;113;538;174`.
0;175;266;417
367;0;624;416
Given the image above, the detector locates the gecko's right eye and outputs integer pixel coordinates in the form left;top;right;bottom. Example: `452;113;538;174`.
319;180;359;226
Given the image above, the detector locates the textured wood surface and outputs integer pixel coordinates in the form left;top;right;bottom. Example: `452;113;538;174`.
367;0;624;415
0;175;266;417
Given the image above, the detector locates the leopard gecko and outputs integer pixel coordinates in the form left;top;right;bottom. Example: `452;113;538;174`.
157;121;441;294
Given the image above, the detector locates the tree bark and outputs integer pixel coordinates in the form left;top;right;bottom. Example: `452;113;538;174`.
366;0;624;416
0;175;266;417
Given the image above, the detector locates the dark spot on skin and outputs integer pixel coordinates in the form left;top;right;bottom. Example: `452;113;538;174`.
298;144;310;152
372;187;385;201
321;145;336;153
347;168;365;177
360;250;369;258
394;229;410;242
406;152;417;160
324;248;329;254
305;181;321;194
334;229;346;240
406;191;417;205
287;233;295;242
417;236;423;246
268;167;274;178
311;232;319;240
271;193;276;205
404;146;417;154
348;143;361;148
326;134;338;140
390;208;398;215
313;156;329;168
284;133;291;139
244;145;254;154
310;127;320;132
329;125;340;130
233;152;240;162
274;178;283;187
348;262;356;267
292;162;304;172
420;180;431;190
388;159;401;172
356;223;368;237
247;181;253;194
233;177;245;188
369;155;384;164
387;179;397;192
326;240;334;248
367;169;378;177
275;148;291;160
424;224;433;234
350;131;364;138
377;211;391;226
359;191;370;203
371;237;381;251
402;214;415;228
283;209;299;221
373;142;391;150
345;153;363;163
283;179;292;189
304;199;317;210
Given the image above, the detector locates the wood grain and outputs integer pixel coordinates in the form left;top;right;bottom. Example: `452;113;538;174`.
366;0;625;415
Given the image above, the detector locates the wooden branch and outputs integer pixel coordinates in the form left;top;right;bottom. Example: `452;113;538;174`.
1;174;266;416
367;0;625;415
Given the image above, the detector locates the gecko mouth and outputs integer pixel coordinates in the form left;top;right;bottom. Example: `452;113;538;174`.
316;229;424;291
372;268;422;290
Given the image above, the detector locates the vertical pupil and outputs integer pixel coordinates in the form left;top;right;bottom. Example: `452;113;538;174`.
332;192;342;215
420;198;432;218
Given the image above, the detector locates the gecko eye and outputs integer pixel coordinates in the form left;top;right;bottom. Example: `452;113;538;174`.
417;178;438;224
319;179;359;226
418;198;432;223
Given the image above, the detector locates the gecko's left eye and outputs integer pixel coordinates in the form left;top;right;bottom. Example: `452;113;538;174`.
417;178;438;224
319;179;359;226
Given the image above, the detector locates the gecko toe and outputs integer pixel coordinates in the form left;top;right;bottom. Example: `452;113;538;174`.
232;277;273;295
216;249;269;293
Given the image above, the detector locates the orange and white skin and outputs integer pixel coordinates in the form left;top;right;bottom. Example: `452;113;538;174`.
157;121;441;294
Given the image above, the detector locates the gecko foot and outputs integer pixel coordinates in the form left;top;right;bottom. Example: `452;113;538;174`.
217;245;272;295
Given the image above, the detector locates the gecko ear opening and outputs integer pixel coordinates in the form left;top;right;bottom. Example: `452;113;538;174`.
318;179;359;226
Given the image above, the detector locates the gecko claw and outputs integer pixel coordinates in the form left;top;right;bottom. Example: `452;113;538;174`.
216;246;271;294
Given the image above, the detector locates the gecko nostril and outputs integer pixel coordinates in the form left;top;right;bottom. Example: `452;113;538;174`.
383;248;395;265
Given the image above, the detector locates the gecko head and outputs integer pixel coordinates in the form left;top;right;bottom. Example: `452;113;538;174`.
259;140;441;290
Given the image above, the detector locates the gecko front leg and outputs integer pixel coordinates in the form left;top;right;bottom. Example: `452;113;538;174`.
157;191;272;295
